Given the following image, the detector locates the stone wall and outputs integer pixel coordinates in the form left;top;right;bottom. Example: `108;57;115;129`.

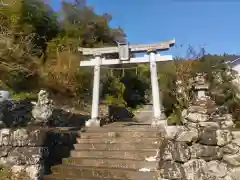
44;128;78;175
0;127;78;180
158;73;240;180
0;90;84;179
0;128;47;179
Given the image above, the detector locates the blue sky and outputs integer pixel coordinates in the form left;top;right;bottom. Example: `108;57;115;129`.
49;0;240;57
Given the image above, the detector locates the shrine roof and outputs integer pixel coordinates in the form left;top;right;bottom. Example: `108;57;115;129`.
224;56;240;64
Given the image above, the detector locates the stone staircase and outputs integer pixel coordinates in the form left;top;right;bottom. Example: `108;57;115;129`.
44;123;164;180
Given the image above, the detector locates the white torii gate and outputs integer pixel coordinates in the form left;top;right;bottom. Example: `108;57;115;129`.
78;39;175;127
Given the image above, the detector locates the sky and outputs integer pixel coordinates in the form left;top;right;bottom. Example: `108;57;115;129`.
49;0;240;57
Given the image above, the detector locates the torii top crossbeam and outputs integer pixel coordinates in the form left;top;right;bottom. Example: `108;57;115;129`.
78;39;175;55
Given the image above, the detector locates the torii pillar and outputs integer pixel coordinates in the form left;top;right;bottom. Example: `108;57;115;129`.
86;53;102;127
148;49;166;127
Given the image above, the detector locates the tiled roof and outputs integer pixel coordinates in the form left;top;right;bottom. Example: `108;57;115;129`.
224;56;240;64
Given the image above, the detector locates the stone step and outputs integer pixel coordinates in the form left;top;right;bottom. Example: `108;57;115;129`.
62;157;157;170
50;165;158;179
79;131;162;139
44;175;123;180
44;174;155;180
82;126;161;132
70;150;157;160
74;142;160;150
76;137;162;144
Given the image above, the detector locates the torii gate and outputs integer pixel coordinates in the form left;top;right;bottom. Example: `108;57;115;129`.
78;39;175;127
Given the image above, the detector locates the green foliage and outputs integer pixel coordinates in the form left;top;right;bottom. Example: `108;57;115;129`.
167;109;182;125
11;91;37;100
102;76;126;106
208;66;240;120
119;65;150;108
184;54;240;121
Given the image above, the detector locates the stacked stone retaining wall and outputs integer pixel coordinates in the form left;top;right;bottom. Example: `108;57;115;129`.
0;127;78;180
158;74;240;180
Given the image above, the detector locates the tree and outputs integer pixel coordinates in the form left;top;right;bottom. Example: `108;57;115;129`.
42;0;126;100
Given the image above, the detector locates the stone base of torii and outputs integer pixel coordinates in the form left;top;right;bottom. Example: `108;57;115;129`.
78;40;175;127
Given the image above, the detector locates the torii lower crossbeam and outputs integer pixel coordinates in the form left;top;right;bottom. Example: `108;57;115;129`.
80;51;173;127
